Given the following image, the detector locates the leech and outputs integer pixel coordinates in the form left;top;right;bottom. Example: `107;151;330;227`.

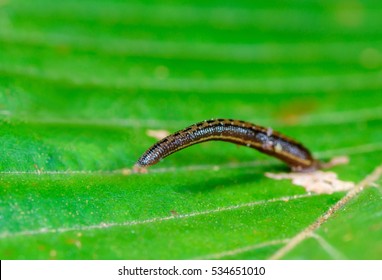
134;119;320;172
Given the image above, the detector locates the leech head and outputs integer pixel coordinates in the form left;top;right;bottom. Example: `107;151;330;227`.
135;119;319;172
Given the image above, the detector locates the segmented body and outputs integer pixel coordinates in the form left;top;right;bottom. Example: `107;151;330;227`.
135;119;319;171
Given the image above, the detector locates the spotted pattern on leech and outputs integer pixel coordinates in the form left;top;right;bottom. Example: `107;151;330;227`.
135;119;319;171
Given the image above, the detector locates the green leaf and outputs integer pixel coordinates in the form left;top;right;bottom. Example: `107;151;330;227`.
1;0;381;259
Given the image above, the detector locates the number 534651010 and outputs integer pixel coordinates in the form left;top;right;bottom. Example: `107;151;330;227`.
211;266;265;276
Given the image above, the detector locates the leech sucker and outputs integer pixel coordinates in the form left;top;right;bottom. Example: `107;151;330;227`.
135;119;319;172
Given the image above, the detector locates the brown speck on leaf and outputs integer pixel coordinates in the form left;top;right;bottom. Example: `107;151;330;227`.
38;245;46;251
170;210;178;216
66;239;82;248
274;100;317;125
55;44;71;55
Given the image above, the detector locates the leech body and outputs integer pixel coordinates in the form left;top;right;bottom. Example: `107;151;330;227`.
135;119;319;172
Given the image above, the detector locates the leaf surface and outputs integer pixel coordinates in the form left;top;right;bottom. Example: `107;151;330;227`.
0;0;381;259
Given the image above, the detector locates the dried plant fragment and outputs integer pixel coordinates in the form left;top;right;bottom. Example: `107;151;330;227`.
265;171;355;194
146;129;170;140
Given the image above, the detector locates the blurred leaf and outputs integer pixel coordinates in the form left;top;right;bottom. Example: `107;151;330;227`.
0;0;381;259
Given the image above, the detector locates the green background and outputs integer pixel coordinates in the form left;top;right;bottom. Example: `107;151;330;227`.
0;0;381;259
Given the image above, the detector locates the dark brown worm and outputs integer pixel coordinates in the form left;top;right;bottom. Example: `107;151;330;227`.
135;119;320;172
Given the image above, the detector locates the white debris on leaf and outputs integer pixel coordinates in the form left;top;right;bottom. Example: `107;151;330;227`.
320;156;350;169
121;168;132;176
132;165;148;174
265;171;355;194
146;129;170;140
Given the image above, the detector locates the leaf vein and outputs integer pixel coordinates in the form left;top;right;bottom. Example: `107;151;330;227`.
0;193;315;239
269;164;382;259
